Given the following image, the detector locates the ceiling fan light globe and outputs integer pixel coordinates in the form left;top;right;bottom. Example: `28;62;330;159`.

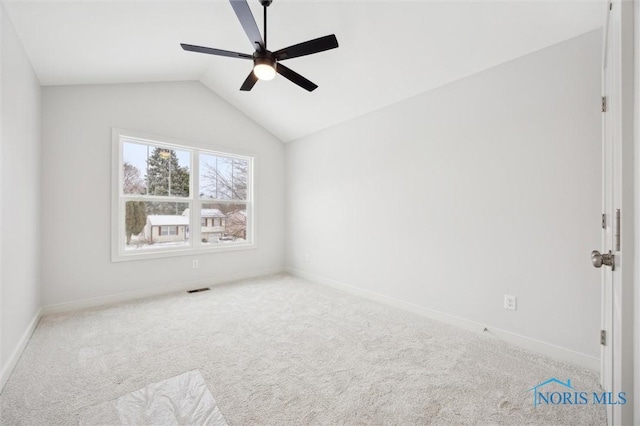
253;63;276;81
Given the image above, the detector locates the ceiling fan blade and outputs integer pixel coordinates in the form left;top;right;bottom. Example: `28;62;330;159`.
181;44;253;59
240;71;259;91
276;63;318;92
274;34;339;61
229;0;264;51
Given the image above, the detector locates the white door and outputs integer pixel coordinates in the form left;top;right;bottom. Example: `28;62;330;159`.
600;3;614;421
598;2;621;424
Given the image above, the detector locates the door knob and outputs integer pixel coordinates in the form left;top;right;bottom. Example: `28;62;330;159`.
592;250;614;269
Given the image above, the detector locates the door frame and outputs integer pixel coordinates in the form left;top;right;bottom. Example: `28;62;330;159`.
632;0;640;423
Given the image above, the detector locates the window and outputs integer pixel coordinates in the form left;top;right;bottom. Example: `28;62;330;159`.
160;226;179;236
112;130;254;261
199;152;249;245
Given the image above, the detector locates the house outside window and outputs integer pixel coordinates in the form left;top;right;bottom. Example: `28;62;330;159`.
112;129;254;261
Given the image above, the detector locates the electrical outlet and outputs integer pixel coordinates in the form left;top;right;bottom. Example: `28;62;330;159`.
504;294;516;310
192;260;199;269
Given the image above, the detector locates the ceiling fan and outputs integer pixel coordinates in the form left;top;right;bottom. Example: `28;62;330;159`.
180;0;339;92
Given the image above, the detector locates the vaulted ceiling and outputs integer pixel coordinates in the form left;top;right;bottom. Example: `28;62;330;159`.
4;0;603;142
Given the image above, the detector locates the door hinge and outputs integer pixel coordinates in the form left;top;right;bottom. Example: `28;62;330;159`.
600;330;606;346
609;2;612;10
602;96;607;112
615;209;621;251
602;213;606;229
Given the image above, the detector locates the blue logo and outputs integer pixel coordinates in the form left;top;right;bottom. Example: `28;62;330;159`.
528;377;627;407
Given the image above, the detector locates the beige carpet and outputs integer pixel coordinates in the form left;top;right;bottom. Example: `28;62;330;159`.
1;274;606;425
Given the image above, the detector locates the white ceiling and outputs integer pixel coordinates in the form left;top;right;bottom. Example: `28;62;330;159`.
4;0;603;142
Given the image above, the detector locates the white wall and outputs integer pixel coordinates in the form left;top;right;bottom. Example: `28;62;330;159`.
286;30;602;361
1;3;42;377
41;81;284;306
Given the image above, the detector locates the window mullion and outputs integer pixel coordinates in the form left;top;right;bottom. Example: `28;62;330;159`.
191;151;201;247
199;199;249;205
122;196;187;202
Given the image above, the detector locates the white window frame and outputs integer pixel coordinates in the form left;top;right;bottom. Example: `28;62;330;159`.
111;129;256;262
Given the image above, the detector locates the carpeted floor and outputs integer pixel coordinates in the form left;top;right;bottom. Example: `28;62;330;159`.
1;274;606;425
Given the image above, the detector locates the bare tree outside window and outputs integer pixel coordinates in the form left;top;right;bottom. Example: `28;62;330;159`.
123;162;146;195
200;154;247;201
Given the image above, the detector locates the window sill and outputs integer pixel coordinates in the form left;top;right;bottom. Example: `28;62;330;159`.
111;242;257;263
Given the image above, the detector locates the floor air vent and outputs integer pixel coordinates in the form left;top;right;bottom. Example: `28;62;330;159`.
187;288;210;294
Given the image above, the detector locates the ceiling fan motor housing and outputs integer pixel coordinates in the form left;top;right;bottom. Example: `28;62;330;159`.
259;0;273;7
253;51;276;69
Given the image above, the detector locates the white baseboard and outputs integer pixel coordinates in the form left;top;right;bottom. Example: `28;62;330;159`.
0;308;42;393
288;268;599;372
41;267;285;315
